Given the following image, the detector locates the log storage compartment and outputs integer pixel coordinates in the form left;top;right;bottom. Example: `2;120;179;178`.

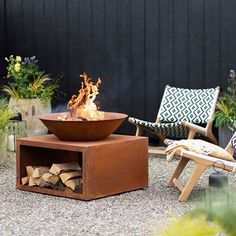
16;134;148;200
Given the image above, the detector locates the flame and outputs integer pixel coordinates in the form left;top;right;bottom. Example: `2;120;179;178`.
62;73;104;121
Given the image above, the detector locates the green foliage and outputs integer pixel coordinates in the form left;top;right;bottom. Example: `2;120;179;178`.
214;70;236;130
213;208;236;236
204;190;236;236
155;213;222;236
3;55;59;101
0;98;15;137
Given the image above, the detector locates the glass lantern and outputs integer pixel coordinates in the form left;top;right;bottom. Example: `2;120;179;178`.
205;161;229;220
6;113;27;152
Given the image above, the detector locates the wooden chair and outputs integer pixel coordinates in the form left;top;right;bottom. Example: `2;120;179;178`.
128;85;220;144
167;131;236;202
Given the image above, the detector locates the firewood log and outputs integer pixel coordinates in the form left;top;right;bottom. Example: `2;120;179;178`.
64;187;73;192
38;173;60;189
57;181;65;191
64;178;81;192
49;162;81;175
32;167;50;178
21;176;29;185
29;177;38;186
40;179;53;188
59;171;82;183
34;177;42;186
48;175;60;185
41;172;53;182
26;166;35;177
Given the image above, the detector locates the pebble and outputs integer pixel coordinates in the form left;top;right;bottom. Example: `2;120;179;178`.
0;152;235;235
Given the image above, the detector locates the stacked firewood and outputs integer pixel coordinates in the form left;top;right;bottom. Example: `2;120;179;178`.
21;163;82;192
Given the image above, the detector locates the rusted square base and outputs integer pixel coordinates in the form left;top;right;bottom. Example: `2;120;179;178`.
16;134;148;200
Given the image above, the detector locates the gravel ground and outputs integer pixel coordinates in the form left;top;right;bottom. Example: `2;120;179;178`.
0;151;234;236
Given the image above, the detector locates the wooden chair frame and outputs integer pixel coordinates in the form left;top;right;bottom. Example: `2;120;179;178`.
131;86;220;144
167;135;236;202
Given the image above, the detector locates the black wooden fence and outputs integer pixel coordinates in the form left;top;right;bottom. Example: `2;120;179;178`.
1;0;236;134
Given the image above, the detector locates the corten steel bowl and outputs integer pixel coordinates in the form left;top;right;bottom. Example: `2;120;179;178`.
39;112;128;141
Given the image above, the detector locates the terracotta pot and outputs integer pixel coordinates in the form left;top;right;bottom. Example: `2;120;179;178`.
8;97;51;136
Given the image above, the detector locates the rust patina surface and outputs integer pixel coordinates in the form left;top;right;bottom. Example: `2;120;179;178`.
39;112;128;141
16;134;148;200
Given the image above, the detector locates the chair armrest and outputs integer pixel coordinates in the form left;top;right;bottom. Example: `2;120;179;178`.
181;150;236;172
181;120;207;135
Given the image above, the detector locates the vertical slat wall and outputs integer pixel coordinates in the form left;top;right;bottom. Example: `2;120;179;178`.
1;0;236;133
0;0;5;79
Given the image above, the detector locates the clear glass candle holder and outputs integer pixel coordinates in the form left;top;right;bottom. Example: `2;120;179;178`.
6;120;27;152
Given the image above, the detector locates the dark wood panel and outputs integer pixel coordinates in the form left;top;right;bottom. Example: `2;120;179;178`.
226;0;236;87
79;0;93;74
159;0;174;91
91;0;106;109
188;0;204;88
144;0;159;121
32;0;46;66
67;0;81;95
130;0;145;118
173;0;189;87
0;0;5;80
204;0;220;88
43;0;57;74
1;0;236;134
5;0;22;55
54;0;68;94
103;0;120;112
21;0;34;54
117;0;131;116
219;0;229;88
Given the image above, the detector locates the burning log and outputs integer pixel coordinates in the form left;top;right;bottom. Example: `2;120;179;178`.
58;72;104;121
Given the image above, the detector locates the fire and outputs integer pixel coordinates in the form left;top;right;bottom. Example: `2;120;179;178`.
59;73;104;121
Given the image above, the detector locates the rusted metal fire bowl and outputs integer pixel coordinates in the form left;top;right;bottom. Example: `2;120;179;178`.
39;112;128;141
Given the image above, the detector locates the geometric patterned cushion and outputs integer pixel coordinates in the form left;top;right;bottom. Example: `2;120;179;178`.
158;85;218;124
230;131;236;148
128;117;189;139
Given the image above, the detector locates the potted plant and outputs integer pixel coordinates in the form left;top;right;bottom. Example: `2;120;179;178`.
2;55;59;136
214;70;236;148
0;98;15;156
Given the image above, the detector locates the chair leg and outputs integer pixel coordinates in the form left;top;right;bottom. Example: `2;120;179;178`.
187;129;196;139
135;125;143;136
178;163;207;202
168;157;189;187
207;131;218;145
154;132;166;143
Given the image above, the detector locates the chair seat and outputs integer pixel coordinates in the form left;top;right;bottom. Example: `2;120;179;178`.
167;131;236;202
128;85;219;144
129;117;188;138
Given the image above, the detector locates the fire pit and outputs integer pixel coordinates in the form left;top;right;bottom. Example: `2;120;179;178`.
40;73;128;141
39;112;127;141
